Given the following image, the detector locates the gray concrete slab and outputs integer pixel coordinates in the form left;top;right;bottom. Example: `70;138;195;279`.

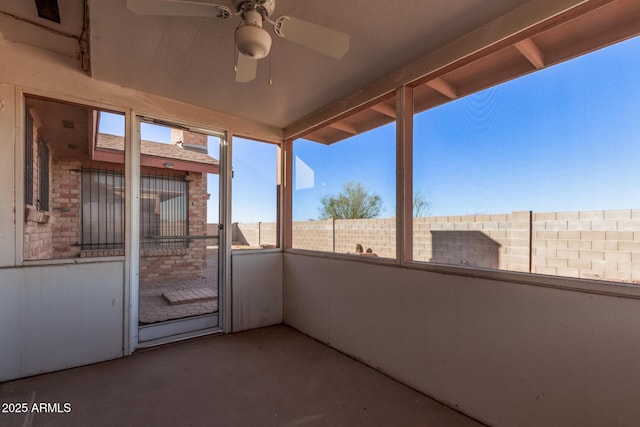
0;326;483;427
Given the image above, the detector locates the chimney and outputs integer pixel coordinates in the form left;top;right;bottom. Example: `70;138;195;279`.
170;129;208;153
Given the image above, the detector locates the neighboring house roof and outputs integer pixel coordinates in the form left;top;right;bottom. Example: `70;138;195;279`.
94;133;219;174
97;133;218;165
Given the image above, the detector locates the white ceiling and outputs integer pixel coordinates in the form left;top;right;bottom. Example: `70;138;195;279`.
0;0;84;58
1;0;531;128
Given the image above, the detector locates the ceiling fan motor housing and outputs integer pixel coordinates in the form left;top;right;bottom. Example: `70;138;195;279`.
235;8;272;59
234;0;276;18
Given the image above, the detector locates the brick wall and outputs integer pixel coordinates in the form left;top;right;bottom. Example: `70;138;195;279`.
22;125;209;282
23;119;54;260
50;159;82;258
171;129;207;148
23;213;53;260
139;171;208;284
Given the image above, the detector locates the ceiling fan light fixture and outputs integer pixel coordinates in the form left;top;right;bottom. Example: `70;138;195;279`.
235;24;272;59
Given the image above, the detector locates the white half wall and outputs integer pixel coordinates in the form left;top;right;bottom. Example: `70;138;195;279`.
232;251;283;332
0;261;124;382
283;252;640;426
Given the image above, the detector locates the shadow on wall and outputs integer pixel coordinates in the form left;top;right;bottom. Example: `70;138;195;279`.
430;230;500;269
231;223;250;246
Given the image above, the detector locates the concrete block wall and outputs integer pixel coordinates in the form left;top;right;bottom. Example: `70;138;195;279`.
233;222;259;246
268;208;640;283
507;211;532;272
260;222;277;247
291;219;334;252
413;211;531;272
334;217;396;256
288;219;396;256
232;222;278;248
532;209;640;282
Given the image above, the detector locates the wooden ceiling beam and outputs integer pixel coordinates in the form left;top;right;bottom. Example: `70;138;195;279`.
302;133;328;144
328;121;358;134
515;37;545;69
426;77;458;99
369;102;397;119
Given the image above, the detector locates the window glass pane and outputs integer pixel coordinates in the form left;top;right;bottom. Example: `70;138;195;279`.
23;97;125;260
412;36;640;283
293;99;396;258
231;137;279;250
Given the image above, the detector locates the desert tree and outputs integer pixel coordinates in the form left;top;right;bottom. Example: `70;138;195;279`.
319;181;383;219
413;191;431;217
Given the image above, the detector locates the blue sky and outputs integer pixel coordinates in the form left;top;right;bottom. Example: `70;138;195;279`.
97;116;277;224
100;35;640;223
294;127;396;220
294;35;640;220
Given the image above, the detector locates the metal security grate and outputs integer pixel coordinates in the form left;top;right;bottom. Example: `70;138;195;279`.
140;173;188;248
24;110;34;205
38;141;49;211
81;169;125;250
80;169;188;250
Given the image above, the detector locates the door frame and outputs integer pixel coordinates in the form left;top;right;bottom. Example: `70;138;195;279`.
124;113;231;352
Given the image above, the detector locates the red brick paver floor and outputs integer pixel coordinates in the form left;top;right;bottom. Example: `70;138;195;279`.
139;248;219;324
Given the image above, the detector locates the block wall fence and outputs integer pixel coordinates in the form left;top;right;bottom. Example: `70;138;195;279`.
231;209;640;283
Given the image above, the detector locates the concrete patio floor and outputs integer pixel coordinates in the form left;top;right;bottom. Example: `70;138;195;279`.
0;326;483;427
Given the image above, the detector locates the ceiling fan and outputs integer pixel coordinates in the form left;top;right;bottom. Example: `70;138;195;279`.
126;0;351;82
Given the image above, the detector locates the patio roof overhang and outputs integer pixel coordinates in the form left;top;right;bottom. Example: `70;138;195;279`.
294;0;640;145
92;148;220;175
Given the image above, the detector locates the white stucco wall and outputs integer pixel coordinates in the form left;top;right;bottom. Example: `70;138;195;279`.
232;251;283;332
284;252;640;426
0;261;124;381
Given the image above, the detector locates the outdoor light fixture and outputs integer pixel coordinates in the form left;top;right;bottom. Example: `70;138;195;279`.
164;162;174;169
235;9;272;59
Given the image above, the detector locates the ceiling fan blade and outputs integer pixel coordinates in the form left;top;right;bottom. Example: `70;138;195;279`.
235;53;257;83
126;0;232;18
273;16;350;59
